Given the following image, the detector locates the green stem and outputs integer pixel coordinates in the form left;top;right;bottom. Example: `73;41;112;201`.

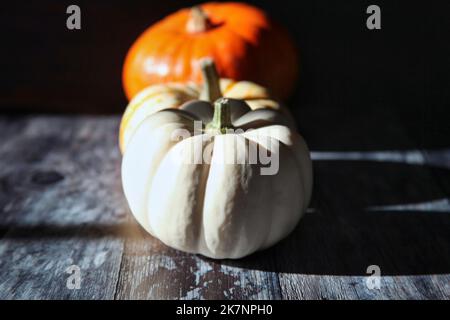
199;58;222;102
206;98;234;134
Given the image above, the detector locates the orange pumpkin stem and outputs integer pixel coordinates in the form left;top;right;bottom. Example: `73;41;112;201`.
200;58;222;102
186;6;212;33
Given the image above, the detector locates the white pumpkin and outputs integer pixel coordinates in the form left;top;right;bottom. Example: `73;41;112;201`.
121;97;313;259
119;58;292;153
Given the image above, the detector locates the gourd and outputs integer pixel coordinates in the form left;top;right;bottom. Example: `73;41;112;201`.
122;2;299;101
120;73;312;260
119;59;293;153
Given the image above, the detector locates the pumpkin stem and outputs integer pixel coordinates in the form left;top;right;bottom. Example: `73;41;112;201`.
187;6;212;33
199;58;222;102
206;98;234;134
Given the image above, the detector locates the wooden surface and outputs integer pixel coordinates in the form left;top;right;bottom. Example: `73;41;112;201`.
0;115;449;300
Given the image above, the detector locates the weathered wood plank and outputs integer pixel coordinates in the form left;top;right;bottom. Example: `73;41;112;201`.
0;115;448;299
276;150;450;299
0;116;127;299
278;274;450;300
114;220;282;300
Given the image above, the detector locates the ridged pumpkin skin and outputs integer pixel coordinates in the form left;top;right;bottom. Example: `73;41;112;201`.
121;98;312;259
119;78;292;153
122;2;299;101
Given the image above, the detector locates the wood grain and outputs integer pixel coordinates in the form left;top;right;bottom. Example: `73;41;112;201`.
0;115;449;299
0;116;126;299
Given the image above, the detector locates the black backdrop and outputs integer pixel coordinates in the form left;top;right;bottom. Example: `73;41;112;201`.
1;0;449;150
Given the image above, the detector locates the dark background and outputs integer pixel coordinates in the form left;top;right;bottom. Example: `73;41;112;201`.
1;0;449;150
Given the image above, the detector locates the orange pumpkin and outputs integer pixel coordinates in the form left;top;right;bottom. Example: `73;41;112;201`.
123;2;299;101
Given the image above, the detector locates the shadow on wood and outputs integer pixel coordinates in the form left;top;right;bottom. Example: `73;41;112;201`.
0;222;141;240
1;160;449;277
219;161;450;276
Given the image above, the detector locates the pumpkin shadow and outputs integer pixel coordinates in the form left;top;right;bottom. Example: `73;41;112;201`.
217;161;450;276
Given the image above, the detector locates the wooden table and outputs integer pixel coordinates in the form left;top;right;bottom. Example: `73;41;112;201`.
0;115;449;299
